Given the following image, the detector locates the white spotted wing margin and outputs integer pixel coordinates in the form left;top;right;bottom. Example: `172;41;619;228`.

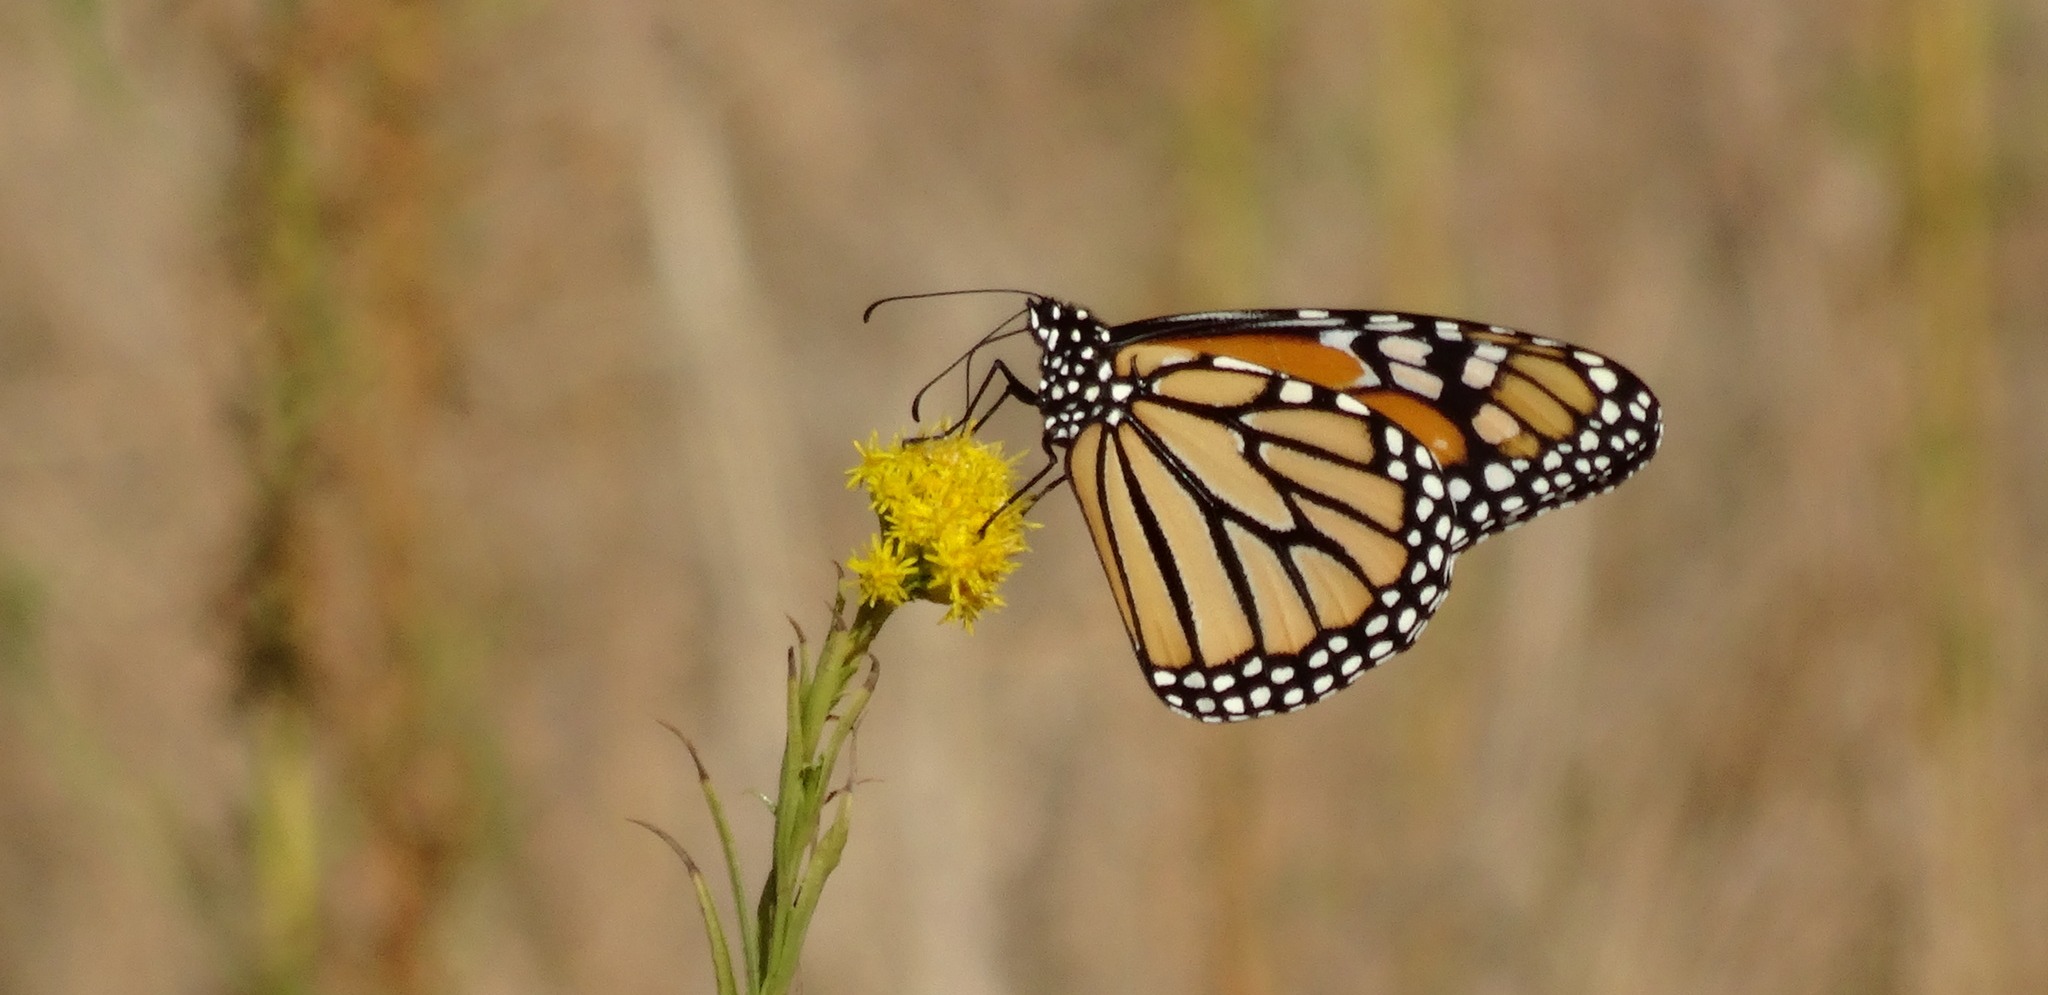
1060;356;1461;722
1316;310;1662;550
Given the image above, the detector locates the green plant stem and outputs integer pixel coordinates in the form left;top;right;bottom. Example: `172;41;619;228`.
652;592;892;995
755;596;891;994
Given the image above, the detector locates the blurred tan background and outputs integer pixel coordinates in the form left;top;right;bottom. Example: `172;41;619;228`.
2;0;2045;992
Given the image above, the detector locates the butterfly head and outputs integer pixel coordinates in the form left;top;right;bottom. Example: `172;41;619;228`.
1025;298;1122;444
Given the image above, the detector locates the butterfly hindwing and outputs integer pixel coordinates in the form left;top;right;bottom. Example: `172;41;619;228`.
1062;352;1460;721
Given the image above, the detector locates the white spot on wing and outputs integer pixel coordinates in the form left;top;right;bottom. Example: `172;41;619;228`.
1390;364;1444;399
1378;336;1432;364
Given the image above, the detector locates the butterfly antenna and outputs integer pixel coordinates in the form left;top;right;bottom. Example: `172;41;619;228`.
909;309;1028;423
862;287;1040;322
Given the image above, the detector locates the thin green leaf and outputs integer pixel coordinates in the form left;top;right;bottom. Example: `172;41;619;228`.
632;820;739;995
816;657;879;795
770;647;806;888
766;794;854;994
662;723;758;992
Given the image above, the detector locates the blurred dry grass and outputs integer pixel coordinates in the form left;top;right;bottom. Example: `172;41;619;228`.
2;0;2045;992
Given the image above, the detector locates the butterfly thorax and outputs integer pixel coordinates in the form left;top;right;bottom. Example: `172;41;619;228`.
1028;298;1135;445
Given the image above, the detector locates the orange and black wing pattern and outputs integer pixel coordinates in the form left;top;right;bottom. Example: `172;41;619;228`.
1102;307;1663;550
1020;298;1661;721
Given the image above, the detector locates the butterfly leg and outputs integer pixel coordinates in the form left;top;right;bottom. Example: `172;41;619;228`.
979;459;1068;535
966;359;1039;433
912;359;1039;442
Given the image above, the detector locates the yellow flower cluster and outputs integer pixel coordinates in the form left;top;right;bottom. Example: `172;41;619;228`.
845;429;1038;628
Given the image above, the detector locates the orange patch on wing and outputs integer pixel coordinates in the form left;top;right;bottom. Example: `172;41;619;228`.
1498;433;1542;459
1149;334;1365;389
1349;390;1470;466
1507;354;1596;413
1115;343;1199;378
1066;425;1137;645
1494;371;1575;438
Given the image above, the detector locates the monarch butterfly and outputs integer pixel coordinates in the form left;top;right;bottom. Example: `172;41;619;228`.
879;292;1662;722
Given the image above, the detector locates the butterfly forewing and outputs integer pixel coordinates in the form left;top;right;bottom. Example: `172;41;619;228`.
1115;308;1663;550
